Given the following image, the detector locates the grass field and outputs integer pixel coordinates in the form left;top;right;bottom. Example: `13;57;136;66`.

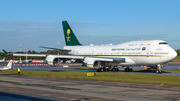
1;70;180;86
118;69;180;73
172;56;180;62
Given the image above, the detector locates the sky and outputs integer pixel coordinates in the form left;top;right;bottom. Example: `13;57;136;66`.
0;0;180;52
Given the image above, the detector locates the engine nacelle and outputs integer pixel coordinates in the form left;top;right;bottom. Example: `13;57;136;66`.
53;58;61;66
84;57;102;69
86;60;101;69
46;55;61;66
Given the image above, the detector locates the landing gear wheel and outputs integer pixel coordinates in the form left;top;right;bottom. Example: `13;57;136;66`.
129;68;132;72
156;69;162;74
101;68;106;72
96;68;109;72
105;68;109;72
124;67;133;72
125;68;128;72
156;69;159;74
111;68;115;72
156;64;163;74
124;68;127;72
116;68;119;72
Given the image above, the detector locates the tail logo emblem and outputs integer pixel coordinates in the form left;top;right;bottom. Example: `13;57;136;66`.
66;29;71;42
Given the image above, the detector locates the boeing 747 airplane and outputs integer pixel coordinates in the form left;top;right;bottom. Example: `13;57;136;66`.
13;21;177;74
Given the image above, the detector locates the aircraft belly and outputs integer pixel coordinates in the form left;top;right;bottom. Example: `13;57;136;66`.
132;57;168;65
146;57;169;64
102;56;169;66
130;57;160;65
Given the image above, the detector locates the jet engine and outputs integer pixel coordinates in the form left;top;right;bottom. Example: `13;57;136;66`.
53;58;61;66
86;60;101;69
46;55;61;66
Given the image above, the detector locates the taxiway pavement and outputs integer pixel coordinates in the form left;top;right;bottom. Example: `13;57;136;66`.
0;74;180;101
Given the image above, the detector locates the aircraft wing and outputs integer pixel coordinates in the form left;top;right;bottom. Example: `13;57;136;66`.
47;55;125;62
13;54;126;67
13;54;125;61
13;54;47;57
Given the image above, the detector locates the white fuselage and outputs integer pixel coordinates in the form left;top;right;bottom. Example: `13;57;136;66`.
63;40;177;66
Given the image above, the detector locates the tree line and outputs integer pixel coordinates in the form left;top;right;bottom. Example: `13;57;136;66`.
0;50;67;60
176;49;180;56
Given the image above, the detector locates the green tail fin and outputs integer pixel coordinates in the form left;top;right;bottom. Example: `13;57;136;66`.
62;21;82;46
2;49;7;54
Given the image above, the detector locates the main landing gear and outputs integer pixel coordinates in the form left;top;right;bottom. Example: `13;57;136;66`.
96;66;119;72
124;67;133;72
110;67;119;72
96;68;109;72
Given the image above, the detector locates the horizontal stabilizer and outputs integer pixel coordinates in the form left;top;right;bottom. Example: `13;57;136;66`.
39;46;71;52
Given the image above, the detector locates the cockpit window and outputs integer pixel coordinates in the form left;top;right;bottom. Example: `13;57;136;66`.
159;42;168;45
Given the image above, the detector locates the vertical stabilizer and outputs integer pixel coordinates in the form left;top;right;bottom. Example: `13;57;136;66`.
7;60;13;68
2;58;5;61
62;21;82;46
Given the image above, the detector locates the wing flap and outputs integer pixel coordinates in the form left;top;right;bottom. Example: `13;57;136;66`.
85;57;125;62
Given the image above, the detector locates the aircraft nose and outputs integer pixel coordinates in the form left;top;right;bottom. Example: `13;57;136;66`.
170;49;177;60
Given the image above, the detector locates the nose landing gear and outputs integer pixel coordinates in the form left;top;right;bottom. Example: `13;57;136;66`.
156;64;162;74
